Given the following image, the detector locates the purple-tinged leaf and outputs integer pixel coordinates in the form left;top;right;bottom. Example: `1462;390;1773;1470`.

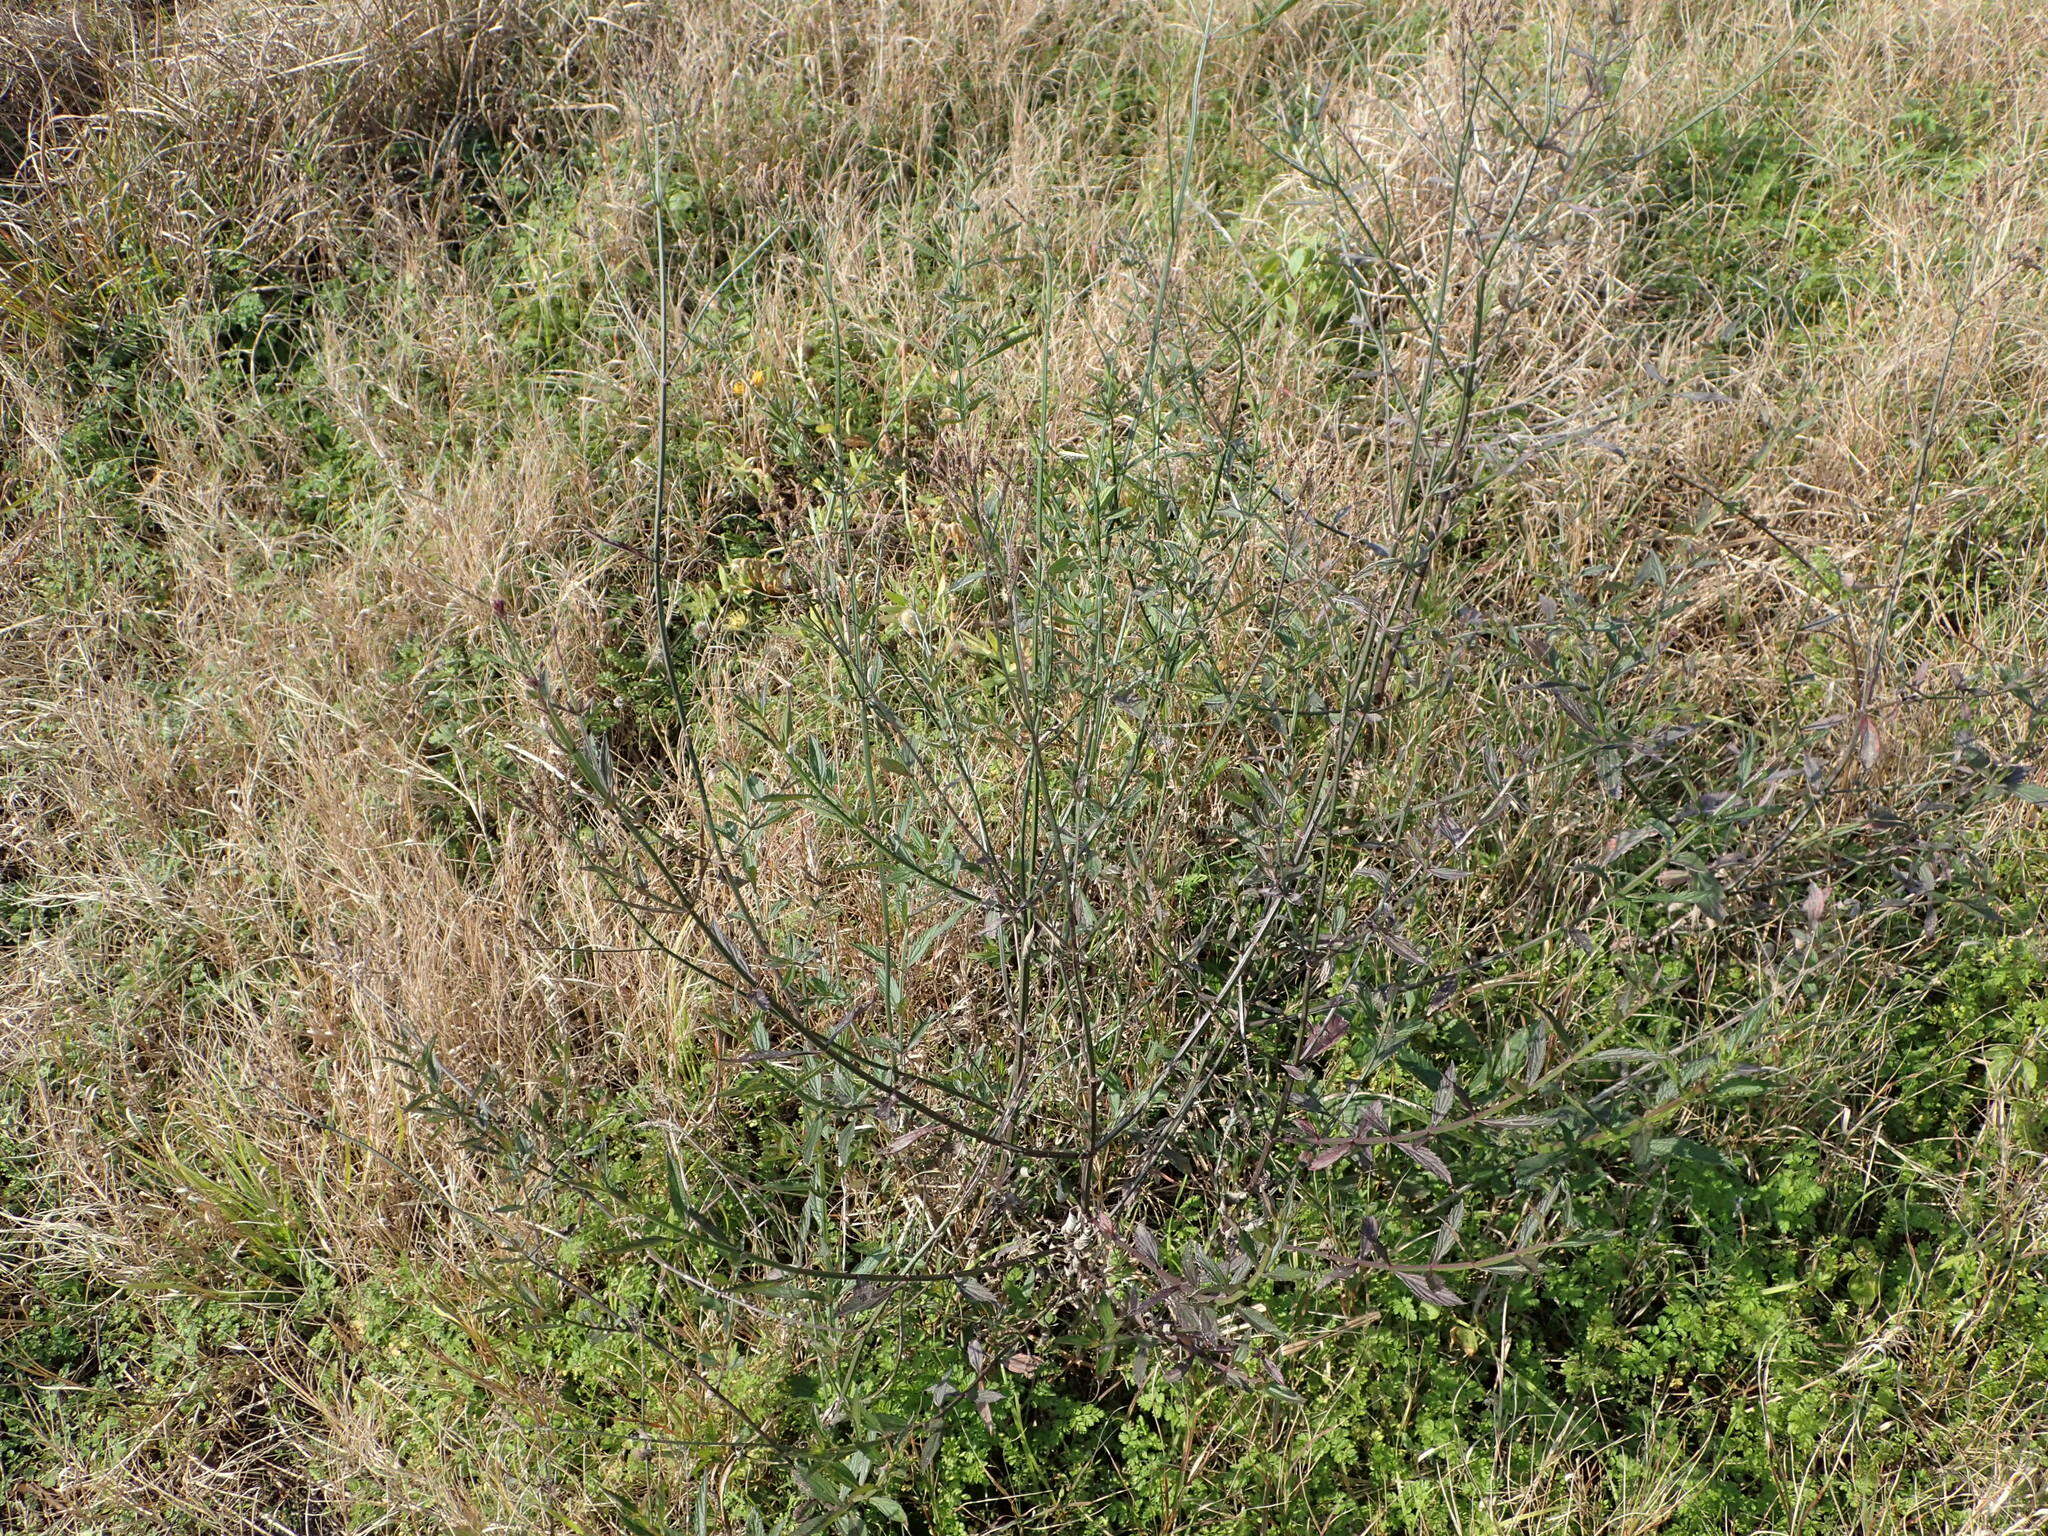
1130;1224;1164;1276
1381;931;1428;966
1302;1007;1351;1060
1303;1141;1351;1172
1433;1198;1465;1263
1396;1140;1454;1183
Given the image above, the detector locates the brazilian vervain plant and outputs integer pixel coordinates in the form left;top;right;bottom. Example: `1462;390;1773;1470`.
388;16;2043;1530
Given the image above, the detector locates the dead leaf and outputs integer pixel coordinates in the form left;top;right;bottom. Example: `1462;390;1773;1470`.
882;1122;939;1154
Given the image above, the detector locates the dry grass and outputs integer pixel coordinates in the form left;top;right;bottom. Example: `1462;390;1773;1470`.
2;0;2046;1530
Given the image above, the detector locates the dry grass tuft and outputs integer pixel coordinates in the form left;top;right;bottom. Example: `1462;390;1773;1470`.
0;3;133;181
